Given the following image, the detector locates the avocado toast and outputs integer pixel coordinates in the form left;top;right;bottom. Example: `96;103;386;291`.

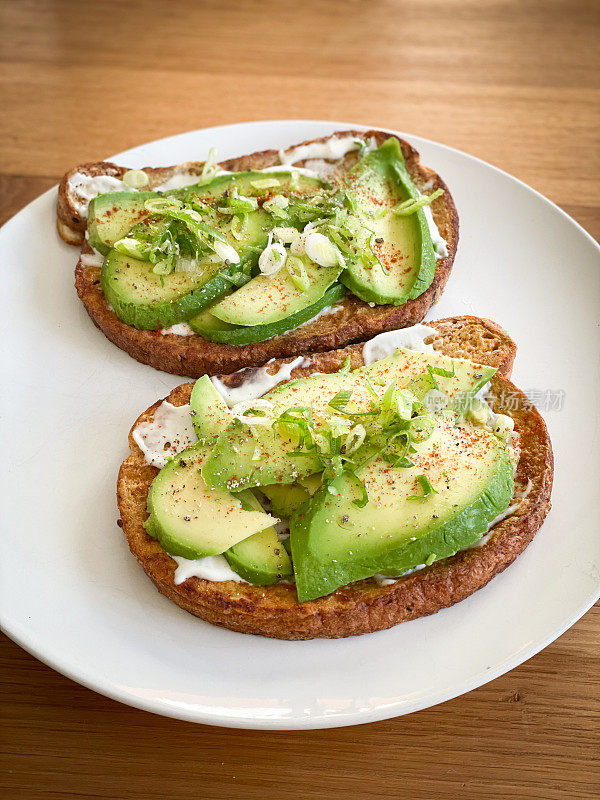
117;316;553;639
58;130;458;377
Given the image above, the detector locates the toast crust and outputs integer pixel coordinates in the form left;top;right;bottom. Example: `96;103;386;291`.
116;318;552;640
66;130;459;377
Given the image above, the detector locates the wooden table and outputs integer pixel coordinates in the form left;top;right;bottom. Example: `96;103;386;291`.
1;1;598;798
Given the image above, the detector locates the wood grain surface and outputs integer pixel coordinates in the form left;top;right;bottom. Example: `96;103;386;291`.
1;1;598;798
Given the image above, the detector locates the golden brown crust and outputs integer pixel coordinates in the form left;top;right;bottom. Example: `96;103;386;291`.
117;320;551;639
66;130;459;377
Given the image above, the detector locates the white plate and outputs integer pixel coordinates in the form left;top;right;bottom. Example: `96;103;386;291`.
1;121;599;730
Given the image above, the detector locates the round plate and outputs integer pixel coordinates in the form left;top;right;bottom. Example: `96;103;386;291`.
1;121;599;729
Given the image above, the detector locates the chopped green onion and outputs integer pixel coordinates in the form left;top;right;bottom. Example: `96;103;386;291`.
426;362;455;390
328;389;353;413
408;474;438;501
152;258;174;276
263;194;290;219
250;178;281;190
338;355;352;374
113;237;150;260
145;197;184;215
425;553;437;566
122;169;149;189
393;188;444;216
199;147;219;184
286;255;310;291
230;214;247;241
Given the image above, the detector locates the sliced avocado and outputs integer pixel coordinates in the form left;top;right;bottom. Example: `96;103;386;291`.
100;199;282;329
261;483;311;518
224;490;293;584
360;348;497;403
201;418;323;493
145;443;277;560
209;257;343;327
340;137;436;305
201;372;371;492
171;169;326;202
100;248;254;329
189;376;232;442
87;191;158;255
290;413;514;601
261;473;322;518
188;283;345;344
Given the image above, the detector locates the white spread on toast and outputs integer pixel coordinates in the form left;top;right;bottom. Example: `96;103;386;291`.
361;325;437;364
422;205;449;259
172;554;247;584
279;135;377;167
79;249;105;268
374;564;427;586
211;356;306;407
295;301;345;329
160;322;194;336
132;402;197;468
259;164;322;178
68;173;136;216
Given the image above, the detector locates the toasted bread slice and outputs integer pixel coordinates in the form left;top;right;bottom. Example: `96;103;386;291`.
60;130;459;377
117;317;553;639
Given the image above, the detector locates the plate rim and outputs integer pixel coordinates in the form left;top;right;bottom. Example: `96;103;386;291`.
1;118;599;730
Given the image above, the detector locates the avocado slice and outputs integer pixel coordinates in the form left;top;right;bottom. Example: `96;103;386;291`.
100;248;254;329
224;490;293;584
87;191;159;255
360;348;497;403
145;443;277;560
202;349;497;494
340;137;436;305
99;201;276;329
171;169;326;202
290;413;514;601
188;283;346;344
87;170;324;256
209;257;344;327
201;372;370;491
189;376;232;442
261;474;322;518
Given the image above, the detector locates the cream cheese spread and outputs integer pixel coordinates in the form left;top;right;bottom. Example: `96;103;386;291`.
211;356;306;407
279;135;377;166
79;249;105;268
172;554;247;584
160;323;195;336
422;205;449;259
132;401;197;468
362;325;437;365
68;173;135;217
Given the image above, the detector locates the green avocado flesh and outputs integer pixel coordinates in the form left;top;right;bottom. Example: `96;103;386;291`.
92;171;324;330
210;258;344;327
201;347;497;493
201;371;372;492
86;141;442;336
188;283;346;344
340;137;436;305
189;375;232;443
147;347;514;597
87;192;158;255
145;444;276;560
224;490;293;584
100;248;251;330
172;170;325;201
360;349;497;405
290;413;514;602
